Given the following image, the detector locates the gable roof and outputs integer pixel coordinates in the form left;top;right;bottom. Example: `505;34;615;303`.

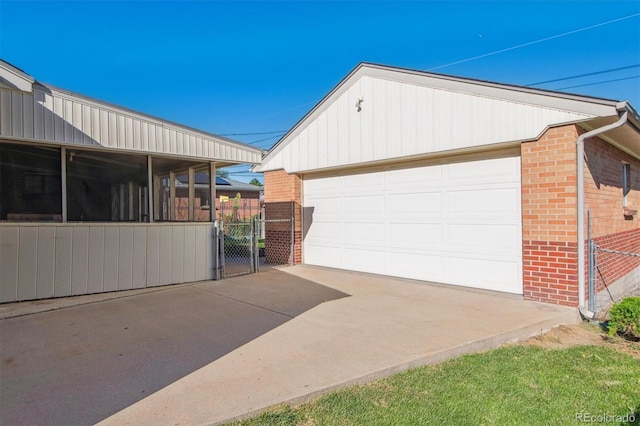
0;59;262;167
256;62;637;173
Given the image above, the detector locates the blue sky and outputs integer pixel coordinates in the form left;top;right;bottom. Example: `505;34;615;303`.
1;0;639;181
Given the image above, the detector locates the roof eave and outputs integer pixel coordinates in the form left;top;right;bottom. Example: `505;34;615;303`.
35;81;262;155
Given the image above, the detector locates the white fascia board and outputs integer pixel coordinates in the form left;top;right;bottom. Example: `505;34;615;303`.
0;61;34;93
360;64;619;116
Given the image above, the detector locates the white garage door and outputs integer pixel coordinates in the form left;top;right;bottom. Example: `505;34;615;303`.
303;155;522;294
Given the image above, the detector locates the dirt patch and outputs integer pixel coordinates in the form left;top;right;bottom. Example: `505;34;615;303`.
518;323;640;359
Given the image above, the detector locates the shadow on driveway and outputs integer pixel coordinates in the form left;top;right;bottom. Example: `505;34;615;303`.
0;270;348;426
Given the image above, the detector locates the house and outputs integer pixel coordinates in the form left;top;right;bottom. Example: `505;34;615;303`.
0;60;261;303
173;173;262;221
256;63;640;314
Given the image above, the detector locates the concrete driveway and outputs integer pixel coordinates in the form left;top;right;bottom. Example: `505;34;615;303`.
1;266;578;425
0;270;347;426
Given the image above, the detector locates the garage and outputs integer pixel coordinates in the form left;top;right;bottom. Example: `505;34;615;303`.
257;62;623;301
303;152;522;293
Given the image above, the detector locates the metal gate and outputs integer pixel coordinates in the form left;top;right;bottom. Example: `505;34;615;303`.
217;216;294;278
218;221;254;277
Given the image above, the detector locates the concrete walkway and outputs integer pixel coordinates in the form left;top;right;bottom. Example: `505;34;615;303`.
96;266;578;425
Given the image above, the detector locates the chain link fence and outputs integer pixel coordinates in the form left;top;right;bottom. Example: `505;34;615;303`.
217;216;294;278
587;209;640;313
219;221;253;277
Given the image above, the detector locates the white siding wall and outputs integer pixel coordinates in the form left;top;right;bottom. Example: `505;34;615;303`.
0;223;215;303
0;87;261;163
259;75;594;173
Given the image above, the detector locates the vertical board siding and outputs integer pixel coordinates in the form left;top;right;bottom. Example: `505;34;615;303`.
0;91;11;135
183;225;196;283
88;227;105;294
260;75;595;173
103;227;120;292
33;90;44;139
0;227;19;302
71;227;90;295
36;227;56;299
54;227;73;297
118;226;134;290
132;227;147;287
195;226;207;281
17;227;38;300
11;93;23;138
159;226;173;286
171;226;185;284
0;88;260;164
0;223;215;302
22;93;34;138
146;226;160;287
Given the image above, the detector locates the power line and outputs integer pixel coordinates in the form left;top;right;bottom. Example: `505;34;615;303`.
553;75;640;90
221;10;640;148
247;134;284;146
527;64;640;86
219;130;288;136
428;12;640;71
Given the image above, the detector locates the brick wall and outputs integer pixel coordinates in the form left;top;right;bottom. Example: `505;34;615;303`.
521;125;579;306
584;136;640;298
263;170;303;264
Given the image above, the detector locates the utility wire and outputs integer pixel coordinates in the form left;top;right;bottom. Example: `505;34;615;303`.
247;134;284;146
219;130;288;136
221;13;640;147
553;75;640;90
527;64;640;86
428;12;640;71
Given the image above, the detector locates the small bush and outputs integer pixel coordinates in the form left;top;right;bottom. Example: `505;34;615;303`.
607;297;640;339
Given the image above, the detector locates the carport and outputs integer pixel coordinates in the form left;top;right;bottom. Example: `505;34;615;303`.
0;60;262;302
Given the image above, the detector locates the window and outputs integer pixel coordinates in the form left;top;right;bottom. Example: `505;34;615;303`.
623;163;630;207
0;143;62;221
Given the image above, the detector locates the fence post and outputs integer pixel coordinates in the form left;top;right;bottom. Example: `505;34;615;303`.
289;215;295;266
219;221;225;278
251;216;259;273
587;210;596;313
213;221;219;280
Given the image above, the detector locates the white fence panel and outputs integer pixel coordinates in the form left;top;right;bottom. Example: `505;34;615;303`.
0;223;215;303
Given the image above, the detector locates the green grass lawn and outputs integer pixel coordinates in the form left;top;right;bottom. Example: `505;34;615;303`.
236;343;640;426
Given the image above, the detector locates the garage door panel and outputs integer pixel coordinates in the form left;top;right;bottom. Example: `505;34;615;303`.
389;223;443;248
447;223;520;253
303;154;522;294
388;192;442;215
305;222;342;243
387;165;442;186
343;195;384;216
343;171;385;188
446;256;520;293
304;175;342;193
388;252;444;281
448;187;519;215
307;196;341;216
343;248;387;274
344;223;385;244
305;245;343;267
